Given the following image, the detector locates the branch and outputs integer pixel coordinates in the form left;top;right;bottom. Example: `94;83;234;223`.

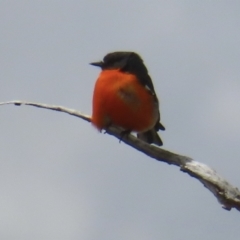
1;100;240;211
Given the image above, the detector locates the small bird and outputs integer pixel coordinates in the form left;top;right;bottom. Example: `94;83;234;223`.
90;51;165;146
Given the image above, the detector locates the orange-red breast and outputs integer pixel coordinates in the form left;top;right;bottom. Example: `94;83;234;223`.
90;51;165;146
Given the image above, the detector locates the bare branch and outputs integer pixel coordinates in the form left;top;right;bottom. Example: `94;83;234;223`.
0;100;91;122
1;100;240;211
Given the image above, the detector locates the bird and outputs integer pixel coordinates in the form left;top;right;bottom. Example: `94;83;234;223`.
90;51;165;146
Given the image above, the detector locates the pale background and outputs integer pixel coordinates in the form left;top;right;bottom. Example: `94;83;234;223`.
1;1;240;239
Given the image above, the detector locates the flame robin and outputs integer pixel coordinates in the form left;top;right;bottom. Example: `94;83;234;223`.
90;51;165;146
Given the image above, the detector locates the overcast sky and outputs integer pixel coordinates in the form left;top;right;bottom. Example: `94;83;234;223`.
1;1;240;239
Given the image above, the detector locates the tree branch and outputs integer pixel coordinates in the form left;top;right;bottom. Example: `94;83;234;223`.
1;100;240;211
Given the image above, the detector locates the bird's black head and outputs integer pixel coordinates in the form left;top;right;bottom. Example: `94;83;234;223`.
90;51;149;75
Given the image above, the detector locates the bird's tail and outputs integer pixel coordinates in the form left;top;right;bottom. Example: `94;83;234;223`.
137;128;163;146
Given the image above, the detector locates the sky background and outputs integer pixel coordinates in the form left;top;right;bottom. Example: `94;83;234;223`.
1;1;240;239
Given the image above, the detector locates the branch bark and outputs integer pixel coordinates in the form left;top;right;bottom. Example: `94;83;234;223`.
1;100;240;211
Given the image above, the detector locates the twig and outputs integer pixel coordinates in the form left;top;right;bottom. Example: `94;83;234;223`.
1;100;240;211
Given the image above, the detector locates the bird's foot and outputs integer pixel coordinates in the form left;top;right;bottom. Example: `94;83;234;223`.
119;129;131;143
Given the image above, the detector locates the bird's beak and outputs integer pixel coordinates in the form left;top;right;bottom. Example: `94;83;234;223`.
89;61;103;67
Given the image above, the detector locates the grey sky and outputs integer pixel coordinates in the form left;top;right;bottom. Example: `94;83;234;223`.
1;1;240;239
